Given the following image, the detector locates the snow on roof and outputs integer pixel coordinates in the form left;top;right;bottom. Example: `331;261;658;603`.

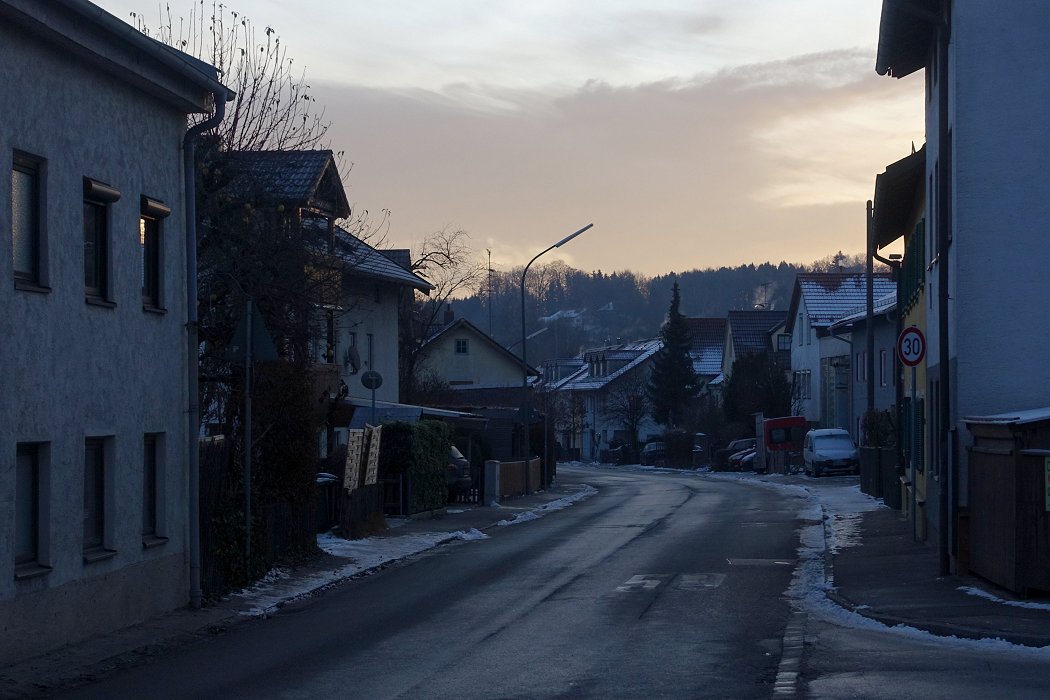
727;309;788;356
559;339;662;392
832;290;898;328
684;317;726;377
311;221;433;292
796;273;896;328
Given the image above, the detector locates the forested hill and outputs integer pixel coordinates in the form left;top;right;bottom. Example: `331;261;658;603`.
448;253;868;366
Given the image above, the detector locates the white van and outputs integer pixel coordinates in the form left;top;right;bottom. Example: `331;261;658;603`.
802;429;859;477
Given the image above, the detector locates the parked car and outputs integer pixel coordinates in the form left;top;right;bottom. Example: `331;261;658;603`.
728;447;756;471
640;441;666;466
803;429;859;477
447;445;472;499
714;438;756;470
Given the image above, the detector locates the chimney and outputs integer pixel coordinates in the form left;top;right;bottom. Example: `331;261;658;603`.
444;303;454;325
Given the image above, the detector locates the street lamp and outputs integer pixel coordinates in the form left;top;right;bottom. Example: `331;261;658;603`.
520;224;594;482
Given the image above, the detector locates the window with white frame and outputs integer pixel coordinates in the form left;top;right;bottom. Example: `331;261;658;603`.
455;338;469;355
880;349;888;387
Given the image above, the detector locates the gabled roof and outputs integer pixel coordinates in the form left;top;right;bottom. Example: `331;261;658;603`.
875;0;938;79
830;290;898;331
787;273;896;333
558;339;662;392
216;150;351;219
302;219;433;292
726;309;787;357
3;0;231;113
421;318;539;377
683;317;726;377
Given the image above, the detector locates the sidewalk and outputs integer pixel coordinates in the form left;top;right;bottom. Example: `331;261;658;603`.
0;482;592;699
829;504;1050;647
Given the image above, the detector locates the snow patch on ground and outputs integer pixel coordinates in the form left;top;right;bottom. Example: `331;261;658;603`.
497;484;597;526
959;586;1050;611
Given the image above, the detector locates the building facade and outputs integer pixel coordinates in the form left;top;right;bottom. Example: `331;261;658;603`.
0;0;223;664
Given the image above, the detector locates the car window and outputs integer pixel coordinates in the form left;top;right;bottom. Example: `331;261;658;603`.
814;435;855;450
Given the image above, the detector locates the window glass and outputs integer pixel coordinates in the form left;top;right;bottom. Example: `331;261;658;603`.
84;201;107;296
84;439;105;550
12;161;39;281
15;444;39;565
141;216;160;306
143;435;157;536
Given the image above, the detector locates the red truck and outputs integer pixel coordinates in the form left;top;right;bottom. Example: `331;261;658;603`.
759;416;808;474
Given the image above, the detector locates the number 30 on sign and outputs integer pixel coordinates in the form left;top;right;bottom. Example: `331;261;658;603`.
897;326;926;367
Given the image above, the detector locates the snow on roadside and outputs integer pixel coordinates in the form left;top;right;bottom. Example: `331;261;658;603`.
496;484;597;526
959;586;1050;611
228;484;598;616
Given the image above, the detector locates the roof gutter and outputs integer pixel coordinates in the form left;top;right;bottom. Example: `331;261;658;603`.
185;101;227;609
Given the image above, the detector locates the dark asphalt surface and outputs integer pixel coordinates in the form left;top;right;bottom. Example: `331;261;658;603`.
53;468;805;699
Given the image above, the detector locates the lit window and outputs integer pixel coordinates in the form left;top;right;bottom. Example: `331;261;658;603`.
140;195;170;310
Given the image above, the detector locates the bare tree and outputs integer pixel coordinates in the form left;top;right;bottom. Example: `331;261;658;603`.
399;228;485;403
132;1;329;151
603;371;651;459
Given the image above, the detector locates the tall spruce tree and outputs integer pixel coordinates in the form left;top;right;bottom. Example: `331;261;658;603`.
648;281;700;427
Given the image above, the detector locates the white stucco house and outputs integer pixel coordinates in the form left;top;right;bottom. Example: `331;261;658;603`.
0;0;226;664
785;273;895;429
876;1;1050;568
553;340;662;460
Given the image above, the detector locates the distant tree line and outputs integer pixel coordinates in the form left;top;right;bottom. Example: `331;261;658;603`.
450;253;869;366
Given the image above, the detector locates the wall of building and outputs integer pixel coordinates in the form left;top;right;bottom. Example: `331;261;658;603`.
0;23;193;663
419;330;523;388
338;280;402;404
790;302;821;423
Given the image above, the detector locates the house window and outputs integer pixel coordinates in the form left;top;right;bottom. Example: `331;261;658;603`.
140;196;170;310
84;178;120;302
84;437;110;556
797;314;804;346
794;369;812;400
143;434;161;540
345;331;358;374
367;333;374;369
12;152;45;287
15;443;42;567
777;334;791;351
455;338;469;355
879;350;888;387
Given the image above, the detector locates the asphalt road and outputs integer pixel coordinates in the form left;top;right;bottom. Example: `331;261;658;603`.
57;465;1050;699
60;467;805;699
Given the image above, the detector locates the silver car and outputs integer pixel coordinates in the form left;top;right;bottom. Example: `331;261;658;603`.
803;429;859;477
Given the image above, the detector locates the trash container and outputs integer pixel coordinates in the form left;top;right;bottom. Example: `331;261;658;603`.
965;408;1050;596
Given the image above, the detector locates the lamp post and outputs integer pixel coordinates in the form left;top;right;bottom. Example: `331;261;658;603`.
520;224;594;479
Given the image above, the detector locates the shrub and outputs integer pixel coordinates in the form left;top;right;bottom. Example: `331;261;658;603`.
377;420;451;514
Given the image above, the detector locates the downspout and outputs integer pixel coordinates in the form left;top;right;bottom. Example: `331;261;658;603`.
866;201;876;424
185;98;226;608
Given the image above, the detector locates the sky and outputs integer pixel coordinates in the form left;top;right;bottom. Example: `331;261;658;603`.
98;1;925;277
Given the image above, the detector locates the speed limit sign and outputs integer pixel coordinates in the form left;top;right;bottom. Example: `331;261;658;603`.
897;326;926;367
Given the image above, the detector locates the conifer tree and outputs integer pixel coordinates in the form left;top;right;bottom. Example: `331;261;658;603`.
648;281;700;427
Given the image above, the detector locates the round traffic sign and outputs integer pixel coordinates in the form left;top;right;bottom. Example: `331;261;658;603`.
897;326;926;367
361;370;383;390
